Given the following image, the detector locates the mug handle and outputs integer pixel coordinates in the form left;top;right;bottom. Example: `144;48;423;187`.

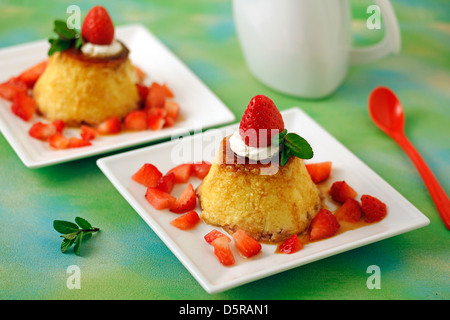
349;0;401;66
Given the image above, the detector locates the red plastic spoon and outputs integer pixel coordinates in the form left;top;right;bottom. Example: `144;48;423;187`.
368;86;450;230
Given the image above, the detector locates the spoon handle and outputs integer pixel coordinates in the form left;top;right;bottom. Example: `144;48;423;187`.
394;133;450;230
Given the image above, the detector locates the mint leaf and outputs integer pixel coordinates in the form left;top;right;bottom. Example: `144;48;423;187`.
75;216;92;230
61;238;75;253
61;232;79;240
284;133;313;160
53;220;80;234
73;232;84;256
280;144;292;166
53;20;77;39
48;38;72;56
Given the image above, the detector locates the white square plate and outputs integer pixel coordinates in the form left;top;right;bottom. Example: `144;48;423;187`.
0;24;235;168
97;108;430;293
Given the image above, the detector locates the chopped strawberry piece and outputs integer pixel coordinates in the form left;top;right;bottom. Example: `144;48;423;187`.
68;137;92;148
335;198;363;223
239;94;285;147
11;92;36;121
361;195;387;223
49;133;69;150
167;163;193;183
306;161;332;184
309;209;340;241
97;116;121;135
17;61;48;88
0;78;28;101
204;229;231;244
124;110;147;131
52;119;65;133
147;108;166;130
164;100;180;119
232;229;262;258
279;234;303;254
155;172;176;194
170;183;196;214
29;121;57;141
145;82;166;110
81;6;115;45
136;83;149;102
170;210;200;230
329;181;357;203
192;161;212;179
145;187;176;210
211;236;235;266
162;83;174;98
132;163;163;188
80;125;97;141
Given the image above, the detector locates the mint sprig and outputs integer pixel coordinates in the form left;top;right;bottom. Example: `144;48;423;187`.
272;129;313;166
48;20;84;56
53;217;99;255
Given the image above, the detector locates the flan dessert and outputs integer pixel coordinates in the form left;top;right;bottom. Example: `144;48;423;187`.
197;95;321;242
33;6;140;126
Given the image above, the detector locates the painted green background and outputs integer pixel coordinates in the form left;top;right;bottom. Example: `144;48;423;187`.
0;0;449;299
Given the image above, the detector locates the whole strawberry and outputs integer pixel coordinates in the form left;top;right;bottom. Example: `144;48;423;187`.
81;6;115;45
239;94;285;147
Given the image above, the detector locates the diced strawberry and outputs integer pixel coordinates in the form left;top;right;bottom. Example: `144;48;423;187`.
211;236;235;266
52;119;65;133
145;82;166;110
329;181;357;203
17;61;48;88
80;125;97;141
0;78;28;101
164;100;180;119
306;161;332;184
279;234;303;254
309;209;340;241
68;137;92;148
167;163;193;183
204;229;231;244
132;163;163;187
29;121;57;141
170;210;200;230
155;172;176;194
361;195;387;223
136;83;149;102
49;133;69;150
145;187;176;210
162;83;174;98
232;229;262;258
335;198;362;223
124;110;147;131
11;92;36;121
170;183;196;214
147;108;166;130
192;161;212;179
97;116;121;134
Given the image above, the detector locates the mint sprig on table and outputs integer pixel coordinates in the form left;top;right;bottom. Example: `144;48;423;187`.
48;20;84;56
272;129;314;166
53;217;99;255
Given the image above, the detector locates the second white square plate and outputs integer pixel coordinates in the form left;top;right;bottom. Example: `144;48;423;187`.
97;108;430;293
0;24;235;168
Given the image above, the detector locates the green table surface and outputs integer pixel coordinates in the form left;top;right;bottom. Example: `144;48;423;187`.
0;0;449;300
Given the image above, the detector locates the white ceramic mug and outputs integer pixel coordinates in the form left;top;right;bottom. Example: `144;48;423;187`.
232;0;401;99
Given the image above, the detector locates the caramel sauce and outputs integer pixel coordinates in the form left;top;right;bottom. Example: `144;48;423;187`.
63;41;129;64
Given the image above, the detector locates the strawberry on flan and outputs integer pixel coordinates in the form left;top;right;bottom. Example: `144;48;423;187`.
33;6;140;126
197;95;321;243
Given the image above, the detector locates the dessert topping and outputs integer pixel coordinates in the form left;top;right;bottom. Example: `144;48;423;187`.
81;6;115;45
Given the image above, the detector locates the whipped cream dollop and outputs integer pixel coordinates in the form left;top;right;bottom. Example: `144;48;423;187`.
81;40;122;57
229;130;280;161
